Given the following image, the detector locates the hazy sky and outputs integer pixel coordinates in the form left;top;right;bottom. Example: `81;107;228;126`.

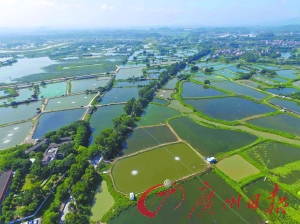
0;0;299;28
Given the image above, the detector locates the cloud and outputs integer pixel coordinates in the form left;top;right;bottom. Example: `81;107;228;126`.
101;4;115;10
129;6;144;11
39;0;54;6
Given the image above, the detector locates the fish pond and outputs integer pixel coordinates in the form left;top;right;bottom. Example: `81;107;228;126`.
122;125;177;156
89;104;125;145
264;87;300;95
33;109;85;139
112;142;206;193
216;69;239;79
152;98;167;105
247;114;300;136
243;178;300;223
0;122;31;150
90;180;114;222
71;78;109;93
226;66;248;73
155;89;173;99
211;81;269;99
38;82;67;98
45;94;95;111
269;98;300;113
181;82;227;98
115;80;150;87
216;155;260;181
116;67;144;79
164;78;178;89
184;97;275;121
137;104;181;127
277;70;299;79
169;116;257;156
100;87;139;105
0;101;42;125
111;172;262;224
244;141;300;169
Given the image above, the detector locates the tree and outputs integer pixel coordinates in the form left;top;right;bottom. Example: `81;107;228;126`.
50;134;60;143
124;98;135;115
204;80;210;85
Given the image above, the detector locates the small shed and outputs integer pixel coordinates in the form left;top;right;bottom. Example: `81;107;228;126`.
206;157;216;164
129;192;135;201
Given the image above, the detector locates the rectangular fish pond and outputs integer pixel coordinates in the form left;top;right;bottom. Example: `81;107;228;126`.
110;172;262;224
169;116;258;157
112;142;206;194
184;97;275;121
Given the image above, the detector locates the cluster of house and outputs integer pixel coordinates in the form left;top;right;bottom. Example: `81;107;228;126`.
25;137;72;165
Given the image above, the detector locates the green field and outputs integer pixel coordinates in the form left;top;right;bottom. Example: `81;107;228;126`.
243;178;300;223
169;116;258;157
112;142;206;193
244;141;300;169
90;180;115;222
123;125;178;156
111;172;262;224
138;104;181;126
216;155;260;181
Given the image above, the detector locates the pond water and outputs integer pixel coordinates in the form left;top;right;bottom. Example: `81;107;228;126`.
170;116;257;156
248;114;300;136
211;81;269;99
259;65;282;70
148;73;159;79
277;70;299;79
164;78;178;89
39;82;67;98
0;90;9;97
155;89;173;99
265;87;300;95
182;82;227;98
45;94;95;111
193;75;227;82
184;97;275;121
252;75;277;85
111;172;262;224
100;88;139;105
280;52;291;58
71;79;109;93
0;57;56;83
138;104;180;126
152;98;167;105
33;109;85;139
0;122;31;150
237;80;260;88
122;125;177;156
90;180;114;222
226;66;248;73
216;70;239;79
14;88;34;102
0;101;42;125
269;98;300;113
112;142;206;194
116;67;144;79
89;104;125;145
115;80;150;87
